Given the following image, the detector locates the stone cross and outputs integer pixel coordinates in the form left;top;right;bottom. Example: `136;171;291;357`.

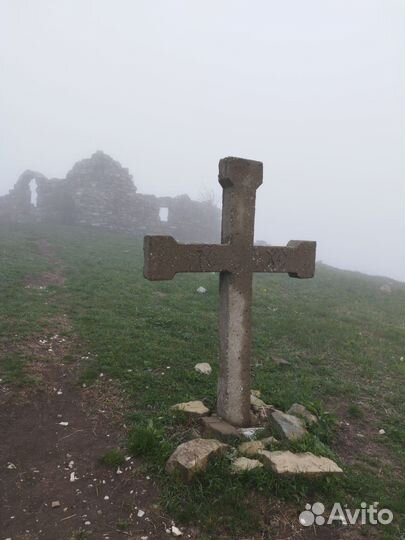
144;157;316;427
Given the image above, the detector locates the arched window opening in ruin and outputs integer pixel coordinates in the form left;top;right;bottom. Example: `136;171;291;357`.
29;179;38;207
159;207;169;222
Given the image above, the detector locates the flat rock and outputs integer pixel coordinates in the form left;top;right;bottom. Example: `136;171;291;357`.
166;438;229;481
270;410;307;441
287;403;318;425
231;457;263;473
194;362;212;375
258;450;343;475
201;416;241;441
238;440;265;456
171;400;209;417
272;356;290;365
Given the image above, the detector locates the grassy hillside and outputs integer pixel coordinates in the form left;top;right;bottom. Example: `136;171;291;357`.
1;223;404;539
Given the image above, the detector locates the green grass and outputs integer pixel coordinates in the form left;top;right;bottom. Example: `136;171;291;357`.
1;223;404;539
99;448;126;468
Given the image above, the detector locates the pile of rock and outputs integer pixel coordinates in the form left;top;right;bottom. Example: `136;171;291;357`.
166;392;342;481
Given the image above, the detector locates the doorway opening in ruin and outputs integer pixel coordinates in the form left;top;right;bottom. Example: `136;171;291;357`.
159;207;169;222
29;179;38;207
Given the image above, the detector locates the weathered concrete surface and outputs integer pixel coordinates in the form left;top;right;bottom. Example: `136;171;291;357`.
231;456;263;473
165;438;229;481
170;401;209;417
270;410;308;441
143;156;316;427
258;450;343;475
287;403;318;425
201;416;242;441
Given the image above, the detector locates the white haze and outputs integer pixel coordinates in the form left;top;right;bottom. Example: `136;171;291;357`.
0;0;404;280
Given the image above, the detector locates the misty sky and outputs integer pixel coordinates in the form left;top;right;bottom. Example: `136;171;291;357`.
1;1;404;280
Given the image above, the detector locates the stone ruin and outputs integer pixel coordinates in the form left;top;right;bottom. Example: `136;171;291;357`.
0;151;220;243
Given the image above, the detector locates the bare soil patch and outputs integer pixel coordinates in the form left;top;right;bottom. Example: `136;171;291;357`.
0;361;192;540
0;239;194;540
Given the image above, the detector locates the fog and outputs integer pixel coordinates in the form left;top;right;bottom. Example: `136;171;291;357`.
1;0;404;280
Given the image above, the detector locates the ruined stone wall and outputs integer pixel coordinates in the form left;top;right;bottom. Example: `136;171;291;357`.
0;152;220;243
0;170;45;224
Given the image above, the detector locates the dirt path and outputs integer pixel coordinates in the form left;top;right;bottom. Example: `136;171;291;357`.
0;240;192;540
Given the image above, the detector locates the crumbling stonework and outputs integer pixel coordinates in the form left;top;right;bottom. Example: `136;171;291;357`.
0;151;220;242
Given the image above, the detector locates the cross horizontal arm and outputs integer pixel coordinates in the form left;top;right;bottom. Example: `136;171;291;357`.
253;240;316;278
144;236;232;280
144;236;316;280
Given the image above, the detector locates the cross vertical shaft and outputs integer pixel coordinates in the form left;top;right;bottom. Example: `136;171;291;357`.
217;158;263;426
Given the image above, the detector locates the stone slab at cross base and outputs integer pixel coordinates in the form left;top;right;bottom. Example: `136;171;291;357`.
201;416;242;442
258;450;343;475
166;438;229;481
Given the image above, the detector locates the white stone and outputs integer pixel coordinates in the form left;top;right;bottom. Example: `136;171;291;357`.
238;426;265;439
380;284;392;294
171;525;183;536
137;509;145;517
272;356;290;365
258;450;343;475
194;362;212;375
170;400;209;416
196;286;207;294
